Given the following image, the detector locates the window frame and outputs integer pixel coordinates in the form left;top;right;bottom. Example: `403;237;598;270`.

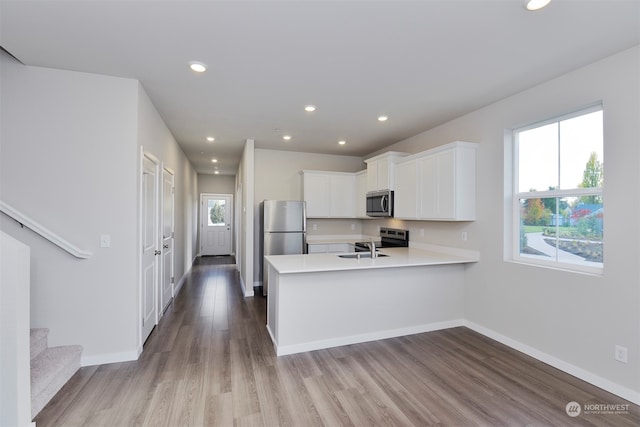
511;104;604;275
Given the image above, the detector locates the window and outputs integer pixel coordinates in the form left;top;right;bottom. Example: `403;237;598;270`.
512;105;603;273
208;199;226;226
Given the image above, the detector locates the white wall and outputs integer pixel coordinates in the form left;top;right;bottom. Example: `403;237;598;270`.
198;173;236;195
0;51;140;363
0;52;198;365
236;140;255;296
380;46;640;400
253;149;365;285
0;232;32;427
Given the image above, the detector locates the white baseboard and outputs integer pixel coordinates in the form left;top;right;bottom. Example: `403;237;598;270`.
465;321;640;405
81;350;138;367
274;319;464;356
174;262;194;297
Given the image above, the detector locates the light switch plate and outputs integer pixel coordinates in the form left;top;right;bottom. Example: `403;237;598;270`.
100;234;111;248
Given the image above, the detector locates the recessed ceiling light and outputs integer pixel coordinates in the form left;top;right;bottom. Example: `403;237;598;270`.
214;171;219;175
211;158;218;163
524;0;551;11
338;140;346;145
206;136;215;142
378;115;388;122
189;61;207;73
283;135;292;141
304;105;316;112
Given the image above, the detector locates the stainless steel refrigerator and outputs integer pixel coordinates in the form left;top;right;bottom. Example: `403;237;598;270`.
261;200;306;296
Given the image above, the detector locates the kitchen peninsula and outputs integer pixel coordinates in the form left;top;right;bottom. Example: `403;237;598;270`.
265;245;478;356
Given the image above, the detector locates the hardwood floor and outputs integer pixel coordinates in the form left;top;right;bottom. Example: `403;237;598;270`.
35;256;639;426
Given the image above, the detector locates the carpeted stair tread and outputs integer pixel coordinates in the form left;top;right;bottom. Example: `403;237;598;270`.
31;345;82;418
30;328;50;360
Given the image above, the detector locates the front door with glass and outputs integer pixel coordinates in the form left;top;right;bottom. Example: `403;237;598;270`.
201;194;232;256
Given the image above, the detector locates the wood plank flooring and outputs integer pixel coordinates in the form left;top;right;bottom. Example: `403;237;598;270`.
35;256;639;426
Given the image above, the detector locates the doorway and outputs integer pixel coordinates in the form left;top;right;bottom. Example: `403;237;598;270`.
161;167;175;313
200;194;233;256
141;153;159;343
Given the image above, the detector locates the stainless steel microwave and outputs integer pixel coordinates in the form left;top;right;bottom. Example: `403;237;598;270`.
366;190;393;217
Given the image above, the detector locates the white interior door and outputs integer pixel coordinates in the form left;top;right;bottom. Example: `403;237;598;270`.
161;167;174;313
141;154;159;343
201;194;232;256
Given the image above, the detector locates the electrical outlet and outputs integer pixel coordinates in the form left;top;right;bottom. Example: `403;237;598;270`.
615;345;628;363
351;223;355;231
461;231;468;241
312;223;318;231
100;234;111;248
420;229;425;237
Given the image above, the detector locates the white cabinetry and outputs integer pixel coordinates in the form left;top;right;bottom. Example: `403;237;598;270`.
307;243;353;253
355;170;368;218
393;160;419;218
365;152;408;191
394;142;477;221
302;171;356;218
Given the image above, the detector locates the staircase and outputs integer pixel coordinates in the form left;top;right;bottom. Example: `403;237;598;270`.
30;328;82;418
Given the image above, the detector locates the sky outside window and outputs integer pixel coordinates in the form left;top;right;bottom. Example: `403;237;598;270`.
518;110;603;193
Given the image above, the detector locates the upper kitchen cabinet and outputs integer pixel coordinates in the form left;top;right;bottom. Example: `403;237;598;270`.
355;170;368;218
364;152;408;191
302;171;356;218
394;142;477;221
393;160;419;219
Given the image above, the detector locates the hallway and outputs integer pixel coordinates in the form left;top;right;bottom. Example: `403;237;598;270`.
34;257;639;426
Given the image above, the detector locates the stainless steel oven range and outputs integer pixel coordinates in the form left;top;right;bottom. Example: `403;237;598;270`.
354;227;409;252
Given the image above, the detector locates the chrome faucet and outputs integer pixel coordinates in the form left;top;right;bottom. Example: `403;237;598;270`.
367;239;377;258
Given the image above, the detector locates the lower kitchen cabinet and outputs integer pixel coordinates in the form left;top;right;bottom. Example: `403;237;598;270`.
307;243;353;253
394;141;477;221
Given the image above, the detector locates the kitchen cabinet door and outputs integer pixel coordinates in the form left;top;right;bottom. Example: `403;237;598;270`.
355;170;368;218
307;244;328;253
303;173;331;217
417;143;476;221
302;171;357;218
330;174;356;217
435;149;456;219
366;160;379;191
365;152;408;191
418;155;437;219
394;160;419;219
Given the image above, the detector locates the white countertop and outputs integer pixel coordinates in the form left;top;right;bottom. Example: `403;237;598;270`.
265;246;478;274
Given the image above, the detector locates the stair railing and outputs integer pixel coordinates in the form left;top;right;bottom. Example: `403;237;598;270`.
0;200;92;259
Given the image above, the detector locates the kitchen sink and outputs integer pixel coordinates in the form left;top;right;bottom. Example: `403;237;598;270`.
337;252;389;259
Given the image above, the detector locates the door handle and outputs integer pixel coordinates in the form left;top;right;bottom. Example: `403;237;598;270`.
163;244;169;249
155;250;161;256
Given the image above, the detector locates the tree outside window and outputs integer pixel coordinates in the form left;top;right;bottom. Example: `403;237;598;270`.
208;200;226;226
514;106;603;272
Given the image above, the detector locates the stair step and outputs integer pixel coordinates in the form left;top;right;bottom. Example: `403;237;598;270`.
31;345;82;419
30;328;50;360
